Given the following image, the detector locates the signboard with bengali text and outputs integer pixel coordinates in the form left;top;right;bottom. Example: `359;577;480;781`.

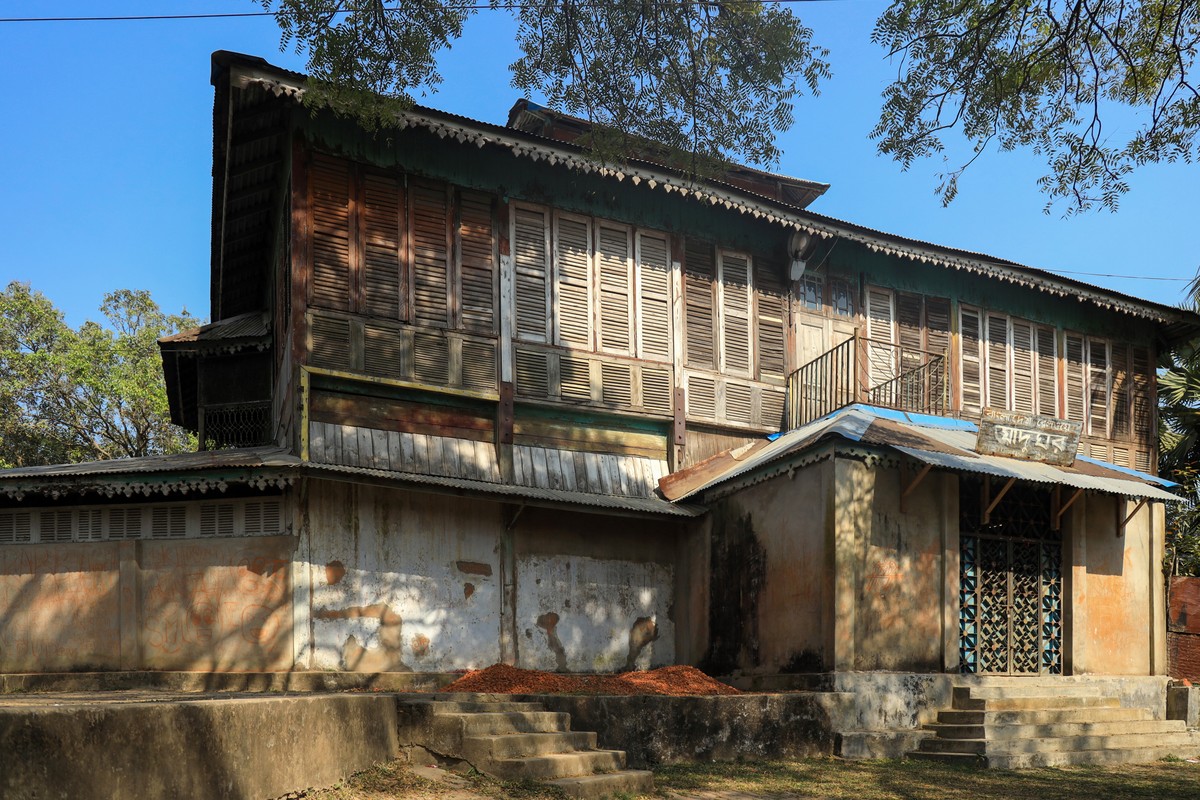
975;408;1082;466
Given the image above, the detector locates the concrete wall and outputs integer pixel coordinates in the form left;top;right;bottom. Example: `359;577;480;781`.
0;537;293;673
512;507;679;672
835;457;957;673
701;455;834;674
1068;495;1165;675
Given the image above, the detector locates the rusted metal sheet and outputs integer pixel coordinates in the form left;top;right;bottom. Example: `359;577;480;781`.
974;407;1082;466
1170;577;1200;634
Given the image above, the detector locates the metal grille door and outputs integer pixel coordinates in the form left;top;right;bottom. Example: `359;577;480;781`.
959;481;1063;675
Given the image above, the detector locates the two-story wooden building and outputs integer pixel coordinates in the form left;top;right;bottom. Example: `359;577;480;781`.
0;52;1194;703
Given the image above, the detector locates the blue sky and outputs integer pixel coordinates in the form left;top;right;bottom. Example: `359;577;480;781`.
1;1;1197;328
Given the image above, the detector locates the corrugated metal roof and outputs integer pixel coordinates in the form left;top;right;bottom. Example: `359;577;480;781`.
0;447;699;518
159;312;269;346
667;405;1178;503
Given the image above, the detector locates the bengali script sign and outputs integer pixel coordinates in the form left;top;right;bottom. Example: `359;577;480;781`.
975;408;1082;466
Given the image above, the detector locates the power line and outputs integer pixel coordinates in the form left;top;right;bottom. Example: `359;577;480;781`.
1041;269;1191;282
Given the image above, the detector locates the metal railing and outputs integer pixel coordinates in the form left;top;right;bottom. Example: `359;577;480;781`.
785;335;946;430
199;401;273;450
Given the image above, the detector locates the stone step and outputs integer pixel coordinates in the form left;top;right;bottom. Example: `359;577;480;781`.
548;769;656;800
918;730;1200;756
487;749;627;780
423;701;546;714
937;706;1152;726
462;731;598;760
956;695;1120;712
955;685;1103;701
837;730;934;759
927;718;1187;740
445;711;571;736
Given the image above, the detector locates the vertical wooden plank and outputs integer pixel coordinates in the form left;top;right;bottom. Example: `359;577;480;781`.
441;435;459;477
342;424;359;466
615;455;632;496
326;422;342;465
413;433;429;474
386;430;402;472
532;447;550;488
584;452;602;492
400;432;416;472
357;427;374;469
425;434;445;475
291;140;311;366
498;199;514;384
310;422;327;465
372;429;389;470
545;448;564;490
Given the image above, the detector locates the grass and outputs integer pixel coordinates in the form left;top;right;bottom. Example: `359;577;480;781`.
652;757;1200;799
289;756;1200;800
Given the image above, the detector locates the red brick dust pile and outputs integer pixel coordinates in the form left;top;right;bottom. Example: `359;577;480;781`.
441;663;740;696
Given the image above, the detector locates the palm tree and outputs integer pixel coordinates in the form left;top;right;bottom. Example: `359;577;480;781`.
1159;284;1200;576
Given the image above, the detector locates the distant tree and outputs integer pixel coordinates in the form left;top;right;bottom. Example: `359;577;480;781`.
263;0;1199;213
1159;289;1200;576
0;283;200;468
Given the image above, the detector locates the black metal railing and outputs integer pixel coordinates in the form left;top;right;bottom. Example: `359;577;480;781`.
785;335;946;430
199;401;273;450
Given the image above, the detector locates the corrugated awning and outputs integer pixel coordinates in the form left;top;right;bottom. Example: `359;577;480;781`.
663;405;1178;503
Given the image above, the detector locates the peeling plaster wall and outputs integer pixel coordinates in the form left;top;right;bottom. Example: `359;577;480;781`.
702;457;834;675
297;480;502;672
513;509;679;672
1069;495;1164;675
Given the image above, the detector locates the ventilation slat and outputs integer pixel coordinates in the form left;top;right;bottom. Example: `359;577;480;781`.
513;207;551;342
458;190;496;332
725;381;754;426
720;253;752;375
410;180;451;328
361;172;403;319
597;225;632;353
1087;338;1110;437
461;339;497;393
684;240;716;369
600;362;632;406
555;215;592;349
960;307;983;414
986;314;1010;410
637;233;671;361
309;154;352;311
1035;326;1058;417
1064;334;1086;424
560;355;592;402
413;332;449;386
363;322;405;380
514;347;550;398
1011;319;1035;414
310;314;352;371
641;366;672;415
687;374;717;419
755;256;786;383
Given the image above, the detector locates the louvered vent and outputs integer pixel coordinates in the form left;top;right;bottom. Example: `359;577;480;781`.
597;225;632;353
560;355;592;402
687;375;717;419
1064;335;1086;424
1132;347;1153;444
363;322;405;380
151;506;187;539
1011;320;1035;414
641;367;672;415
40;510;73;543
720;253;752;375
601;362;632;406
200;504;236;538
1135;449;1152;474
1112;446;1130;468
555;215;591;348
514;347;550;398
684;240;716;369
410;180;451;328
412;331;449;385
986;314;1010;410
896;293;924;372
0;512;32;544
78;509;103;542
309;154;352;311
1035;327;1058;417
960;308;983;414
761;389;786;430
108;508;143;540
637;234;671;361
1111;344;1131;438
244;500;283;536
925;297;951;357
513;207;550;342
1089;442;1108;461
1088;339;1110;437
461;339;496;392
459;190;496;332
726;382;754;426
361;172;403;319
310;314;351;370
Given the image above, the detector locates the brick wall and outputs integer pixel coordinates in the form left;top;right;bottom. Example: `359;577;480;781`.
1169;577;1200;681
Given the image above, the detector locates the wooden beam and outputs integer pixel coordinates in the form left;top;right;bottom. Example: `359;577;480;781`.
1054;486;1085;530
982;476;1016;525
900;463;933;514
1118;497;1149;537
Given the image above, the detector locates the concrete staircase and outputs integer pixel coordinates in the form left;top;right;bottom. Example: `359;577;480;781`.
911;680;1200;768
397;696;653;798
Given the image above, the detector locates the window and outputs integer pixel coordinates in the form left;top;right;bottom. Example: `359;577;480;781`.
800;274;823;311
959;307;1056;418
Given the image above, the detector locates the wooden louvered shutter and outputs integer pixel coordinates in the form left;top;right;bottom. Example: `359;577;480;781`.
1035;326;1058;417
597;224;633;354
684;240;716;368
360;172;403;319
960;307;983;414
409;180;451;328
1132;346;1153;444
719;252;753;375
1010;319;1035;413
896;292;924;372
458;190;496;333
309;154;352;311
637;233;671;361
986;313;1010;410
1111;343;1131;438
866;287;896;387
554;214;591;349
1064;334;1086;423
1087;338;1110;437
925;297;951;358
754;255;787;382
513;207;550;342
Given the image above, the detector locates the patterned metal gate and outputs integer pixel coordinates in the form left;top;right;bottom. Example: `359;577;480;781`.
958;480;1063;675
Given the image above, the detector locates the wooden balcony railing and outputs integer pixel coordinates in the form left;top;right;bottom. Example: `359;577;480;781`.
785;335;946;430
